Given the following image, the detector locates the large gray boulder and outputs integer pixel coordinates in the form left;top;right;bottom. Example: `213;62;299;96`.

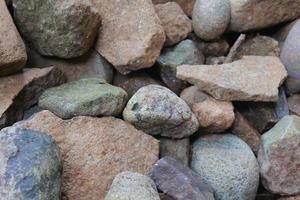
0;127;62;199
13;0;101;58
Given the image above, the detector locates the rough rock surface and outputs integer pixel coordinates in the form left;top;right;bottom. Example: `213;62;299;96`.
157;40;204;94
229;0;300;32
113;71;162;98
149;157;215;200
0;67;65;129
13;0;101;58
94;0;165;74
288;94;300;116
281;20;300;79
159;138;190;166
104;171;160;200
258;115;300;195
39;78;128;119
14;110;159;200
192;0;230;41
123;85;199;138
181;86;234;133
177;56;288;102
191;134;259;200
231;111;261;154
155;2;192;46
152;0;195;16
0;127;62;199
0;0;27;76
234;35;280;60
26;48;114;83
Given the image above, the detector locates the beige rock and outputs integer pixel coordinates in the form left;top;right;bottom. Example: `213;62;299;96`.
0;0;27;76
94;0;165;74
155;2;192;47
14;110;159;200
231;111;261;154
177;56;288;102
229;0;300;32
288;94;300;116
181;86;234;133
0;67;65;129
152;0;195;16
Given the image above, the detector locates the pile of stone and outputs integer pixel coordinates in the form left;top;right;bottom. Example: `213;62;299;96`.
0;0;300;199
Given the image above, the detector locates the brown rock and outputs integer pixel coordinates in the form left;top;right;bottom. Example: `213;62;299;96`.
155;2;192;47
14;110;159;200
113;71;162;97
285;76;300;95
152;0;195;16
181;86;234;133
26;48;114;83
279;196;300;200
288;94;300;116
234;35;280;60
159;138;190;166
0;0;27;76
229;0;300;32
0;67;65;129
231;111;261;154
94;0;165;74
177;56;288;102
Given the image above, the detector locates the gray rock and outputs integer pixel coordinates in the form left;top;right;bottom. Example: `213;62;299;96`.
258;115;300;195
104;171;160;200
149;157;215;200
23;106;43;120
281;20;300;79
192;0;230;41
273;19;299;49
123;85;199;138
288;94;300;116
13;0;101;58
156;39;204;94
39;78;128;119
0;127;62;199
26;48;114;83
159;138;190;166
285;76;300;94
191;134;259;200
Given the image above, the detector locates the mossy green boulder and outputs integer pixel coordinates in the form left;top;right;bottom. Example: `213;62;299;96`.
39;78;128;119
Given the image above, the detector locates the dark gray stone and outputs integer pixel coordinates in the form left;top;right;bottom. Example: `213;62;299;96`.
0;127;62;199
149;157;214;200
285;76;300;94
13;0;101;58
156;39;204;94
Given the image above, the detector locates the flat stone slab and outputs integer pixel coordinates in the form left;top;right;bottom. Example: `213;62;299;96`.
177;56;288;102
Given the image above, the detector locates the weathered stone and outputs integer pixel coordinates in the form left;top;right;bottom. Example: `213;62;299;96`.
191;134;259;200
39;78;128;119
159;138;190;166
13;0;101;58
281;20;300;79
149;157;215;200
286;76;300;95
181;86;234;133
152;0;195;16
104;171;160;200
157;40;204;94
258;115;300;195
0;0;27;76
94;0;165;74
192;0;230;41
231;111;261;154
123;85;199;138
177;56;288;102
288;94;300;116
0;67;65;129
234;35;280;60
229;0;300;32
0;127;62;199
26;48;114;83
113;71;162;97
155;2;192;47
14;110;159;200
205;56;225;65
